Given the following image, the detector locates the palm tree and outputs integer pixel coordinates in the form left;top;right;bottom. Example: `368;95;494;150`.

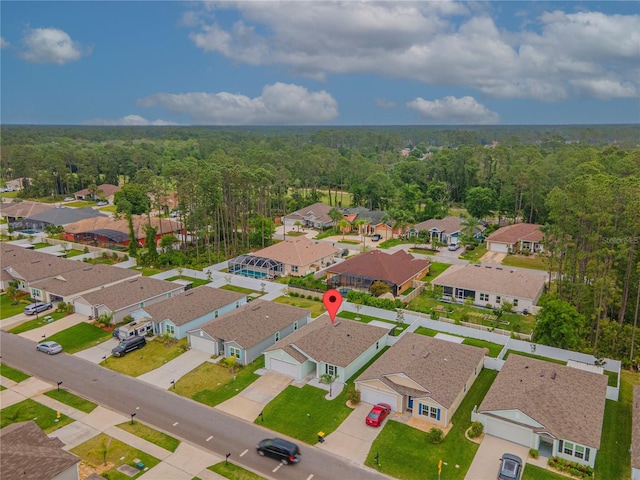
339;219;350;240
461;216;480;245
329;207;343;233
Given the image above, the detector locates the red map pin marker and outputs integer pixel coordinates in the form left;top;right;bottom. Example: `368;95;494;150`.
323;289;343;325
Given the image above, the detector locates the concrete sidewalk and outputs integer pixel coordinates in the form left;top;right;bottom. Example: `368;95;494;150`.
137;348;212;389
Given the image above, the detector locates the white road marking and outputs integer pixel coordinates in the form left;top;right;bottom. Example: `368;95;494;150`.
173;421;179;426
306;475;314;480
272;464;282;473
136;406;140;410
240;449;248;457
206;436;213;442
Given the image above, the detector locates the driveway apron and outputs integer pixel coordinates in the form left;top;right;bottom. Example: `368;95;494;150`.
464;434;528;480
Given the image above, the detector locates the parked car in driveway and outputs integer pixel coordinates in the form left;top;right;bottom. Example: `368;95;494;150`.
111;336;146;357
366;403;392;427
64;197;75;201
36;341;63;355
371;234;382;242
96;201;109;206
256;438;301;464
497;453;523;480
448;243;460;251
24;302;53;315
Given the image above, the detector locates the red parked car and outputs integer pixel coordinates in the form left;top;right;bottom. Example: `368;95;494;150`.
366;403;392;427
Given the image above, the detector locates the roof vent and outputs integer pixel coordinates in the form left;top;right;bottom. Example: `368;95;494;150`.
423;352;430;359
551;371;557;380
540;369;545;377
185;292;193;296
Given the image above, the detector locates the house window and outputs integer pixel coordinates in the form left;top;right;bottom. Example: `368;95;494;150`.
292;266;299;273
513;299;519;307
326;364;337;376
275;332;280;342
479;293;489;302
376;341;380;350
235;301;240;308
563;441;574;455
294;321;298;331
456;289;465;300
419;404;440;420
496;296;501;303
139;302;144;308
228;346;241;359
575;445;584;459
31;288;41;298
166;325;175;336
215;311;219;318
463;383;466;392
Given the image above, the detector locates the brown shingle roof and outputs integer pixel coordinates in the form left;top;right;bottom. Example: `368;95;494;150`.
198;300;309;350
1;242;87;283
0;421;80;480
64;215;181;239
357;333;484;408
141;286;245;326
326;250;430;287
33;264;140;296
413;216;463;234
266;315;389;367
251;237;340;267
0;201;55;219
479;354;607;448
283;202;333;224
433;264;545;300
486;223;544;245
74;183;121;197
79;276;183;311
632;386;640;468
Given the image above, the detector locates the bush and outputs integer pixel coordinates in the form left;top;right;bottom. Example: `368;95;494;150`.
84;246;90;253
529;449;539;459
547;457;594;479
468;421;484;438
426;428;444;444
346;387;361;405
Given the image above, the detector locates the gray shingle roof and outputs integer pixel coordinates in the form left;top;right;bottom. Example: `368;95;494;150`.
23;206;107;225
479;354;607;448
33;264;140;296
356;333;485;409
326;250;430;287
79;276;184;311
266;315;389;367
283;202;333;224
433;264;546;300
0;421;80;480
1;242;87;283
413;216;463;234
197;300;309;350
141;286;245;326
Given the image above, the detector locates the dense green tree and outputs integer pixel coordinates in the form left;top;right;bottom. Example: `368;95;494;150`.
534;299;586;350
465;187;496;219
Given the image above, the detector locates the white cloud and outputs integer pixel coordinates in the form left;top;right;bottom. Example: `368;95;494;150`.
20;27;89;65
0;37;10;48
406;96;500;125
83;115;179;126
137;83;338;125
185;3;639;101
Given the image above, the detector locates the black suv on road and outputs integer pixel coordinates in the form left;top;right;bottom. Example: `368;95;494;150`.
256;438;301;464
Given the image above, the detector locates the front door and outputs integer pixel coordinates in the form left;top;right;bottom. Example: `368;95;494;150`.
407;396;413;410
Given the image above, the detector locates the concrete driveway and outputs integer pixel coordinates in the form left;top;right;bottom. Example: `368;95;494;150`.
464;434;528;480
479;251;507;264
317;402;386;464
137;349;212;389
18;313;89;342
73;337;120;363
215;371;293;421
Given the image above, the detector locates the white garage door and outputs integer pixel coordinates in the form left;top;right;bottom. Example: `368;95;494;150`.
489;242;509;253
269;358;298;378
484;416;532;447
74;302;93;317
189;333;216;355
359;387;399;411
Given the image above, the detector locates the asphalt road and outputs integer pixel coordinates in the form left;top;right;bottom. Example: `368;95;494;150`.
0;331;388;480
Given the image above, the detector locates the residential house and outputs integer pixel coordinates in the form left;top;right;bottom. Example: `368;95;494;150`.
264;315;389;382
1;421;80;480
0;201;54;223
432;264;545;313
355;333;485;428
10;206;107;233
486;223;544;253
282;202;334;229
74;183;121;202
475;354;607;468
228;236;341;278
5;177;30;191
73;276;185;323
633;386;640;480
342;207;399;240
409;216;484;245
63;215;182;248
326;249;430;296
187;300;310;365
131;286;247;339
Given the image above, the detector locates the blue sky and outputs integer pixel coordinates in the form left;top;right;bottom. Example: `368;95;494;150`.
1;1;639;126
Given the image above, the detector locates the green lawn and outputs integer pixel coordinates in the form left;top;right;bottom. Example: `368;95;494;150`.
9;311;68;334
595;371;635;480
209;462;267;480
365;368;498;479
413;328;504;357
523;464;568;480
44;389;98;413
45;322;113;354
65;248;85;258
219;285;261;295
1;398;74;433
337;310;394;325
136;266;164;276
425;262;451;281
175;357;264;407
604;370;618;387
414;326;439;336
0;364;30;382
71;433;160;480
64;200;92;208
502;254;548;271
258;347;390;444
0;292;32;319
408;247;438;256
273;295;325;318
102;338;188;377
378;238;410;249
117;421;180;452
502;350;566;365
459;243;488;261
165;275;211;288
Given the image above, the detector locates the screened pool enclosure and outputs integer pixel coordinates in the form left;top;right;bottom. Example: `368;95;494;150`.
228;255;284;279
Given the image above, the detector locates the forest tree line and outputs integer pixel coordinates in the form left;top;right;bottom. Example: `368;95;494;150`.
1;126;639;362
